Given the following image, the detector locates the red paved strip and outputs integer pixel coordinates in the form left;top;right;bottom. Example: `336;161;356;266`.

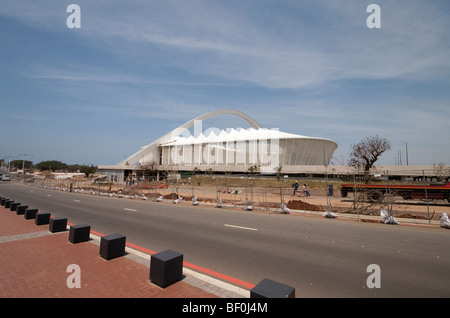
126;242;156;255
68;222;255;290
0;208;216;298
183;261;256;290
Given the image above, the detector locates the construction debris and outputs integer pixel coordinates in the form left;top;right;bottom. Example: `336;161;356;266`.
380;209;399;225
440;213;450;229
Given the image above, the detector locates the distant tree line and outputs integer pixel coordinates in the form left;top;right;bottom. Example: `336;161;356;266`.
4;160;97;177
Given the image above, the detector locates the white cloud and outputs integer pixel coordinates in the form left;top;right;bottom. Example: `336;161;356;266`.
2;0;449;89
1;0;449;164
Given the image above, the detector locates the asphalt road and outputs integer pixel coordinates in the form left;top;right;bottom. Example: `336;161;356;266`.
1;181;449;297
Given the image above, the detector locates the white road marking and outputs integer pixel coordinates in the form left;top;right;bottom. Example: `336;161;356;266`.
73;199;80;202
124;208;137;212
224;224;257;231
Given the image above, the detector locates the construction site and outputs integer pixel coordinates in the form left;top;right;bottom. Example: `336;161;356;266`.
20;109;449;224
21;172;449;224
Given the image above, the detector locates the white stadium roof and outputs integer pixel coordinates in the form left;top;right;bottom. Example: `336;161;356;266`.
114;109;337;168
162;128;318;146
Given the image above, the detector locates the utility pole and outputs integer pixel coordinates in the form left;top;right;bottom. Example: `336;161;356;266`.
3;155;15;172
17;153;34;177
405;142;409;166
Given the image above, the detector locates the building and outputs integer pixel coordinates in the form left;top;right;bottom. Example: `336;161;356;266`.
160;127;337;170
98;109;338;181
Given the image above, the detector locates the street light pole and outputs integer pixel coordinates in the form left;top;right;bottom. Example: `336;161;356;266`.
17;153;33;178
405;142;409;166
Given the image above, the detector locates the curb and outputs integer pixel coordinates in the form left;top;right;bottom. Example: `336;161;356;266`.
288;209;441;227
85;228;250;298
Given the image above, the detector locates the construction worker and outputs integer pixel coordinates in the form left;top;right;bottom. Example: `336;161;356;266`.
293;180;299;196
303;184;311;197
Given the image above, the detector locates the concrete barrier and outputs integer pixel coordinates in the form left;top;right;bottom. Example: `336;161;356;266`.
35;212;51;225
16;205;28;215
150;249;184;288
99;233;126;260
24;209;39;220
10;202;21;211
69;224;91;244
4;200;14;209
250;278;295;298
49;217;68;233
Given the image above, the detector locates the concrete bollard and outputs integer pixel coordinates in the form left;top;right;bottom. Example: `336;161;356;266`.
24;209;39;220
150;249;184;288
49;217;68;233
16;205;28;215
250;278;295;298
69;224;91;244
10;202;21;211
35;212;51;225
4;200;14;209
99;234;126;260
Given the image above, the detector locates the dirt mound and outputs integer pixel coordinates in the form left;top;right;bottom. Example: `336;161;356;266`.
162;193;199;202
163;193;180;199
287;200;322;211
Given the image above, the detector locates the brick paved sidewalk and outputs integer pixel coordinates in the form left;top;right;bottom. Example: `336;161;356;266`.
0;206;244;298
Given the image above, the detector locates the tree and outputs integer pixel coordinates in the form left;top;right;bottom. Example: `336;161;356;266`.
248;164;260;175
139;161;159;179
433;162;450;182
348;135;391;182
79;165;97;178
35;160;68;171
9;160;33;171
67;164;82;172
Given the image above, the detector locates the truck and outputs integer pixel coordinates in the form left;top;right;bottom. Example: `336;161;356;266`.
340;182;450;203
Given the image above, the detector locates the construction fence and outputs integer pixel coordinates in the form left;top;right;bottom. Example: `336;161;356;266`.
15;173;448;221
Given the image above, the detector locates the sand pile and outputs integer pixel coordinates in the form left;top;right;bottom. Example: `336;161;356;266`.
287;200;322;211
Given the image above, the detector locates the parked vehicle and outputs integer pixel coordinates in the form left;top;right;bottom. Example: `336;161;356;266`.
1;174;11;181
341;182;450;203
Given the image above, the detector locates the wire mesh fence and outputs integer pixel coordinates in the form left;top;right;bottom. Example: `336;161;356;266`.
13;171;449;221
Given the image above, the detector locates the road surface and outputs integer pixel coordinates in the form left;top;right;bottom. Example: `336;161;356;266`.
1;181;449;297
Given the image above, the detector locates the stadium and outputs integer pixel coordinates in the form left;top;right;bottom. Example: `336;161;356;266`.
98;109;338;181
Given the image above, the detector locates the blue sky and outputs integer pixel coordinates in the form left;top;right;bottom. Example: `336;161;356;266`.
1;0;449;166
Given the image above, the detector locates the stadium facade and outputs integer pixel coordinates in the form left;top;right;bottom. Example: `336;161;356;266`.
98;109;338;181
